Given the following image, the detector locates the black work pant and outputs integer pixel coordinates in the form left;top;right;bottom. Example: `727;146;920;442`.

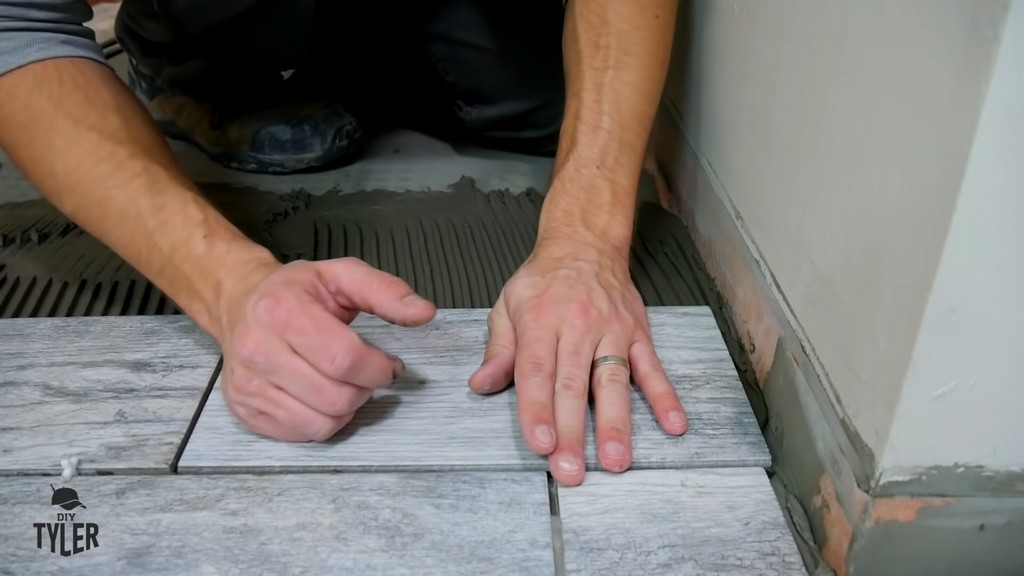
116;0;567;155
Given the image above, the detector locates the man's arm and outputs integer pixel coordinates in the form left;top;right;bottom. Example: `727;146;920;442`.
471;0;687;487
0;0;278;337
539;0;677;252
0;58;278;337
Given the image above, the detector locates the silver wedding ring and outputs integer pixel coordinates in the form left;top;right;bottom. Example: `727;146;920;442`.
592;355;630;373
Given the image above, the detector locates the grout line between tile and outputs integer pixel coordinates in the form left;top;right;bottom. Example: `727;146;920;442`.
547;472;566;576
170;356;223;474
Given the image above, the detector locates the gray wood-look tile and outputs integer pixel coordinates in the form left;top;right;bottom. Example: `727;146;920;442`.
557;468;804;575
0;316;220;475
0;472;555;575
179;307;768;472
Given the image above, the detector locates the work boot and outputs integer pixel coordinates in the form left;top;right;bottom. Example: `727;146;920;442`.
126;60;365;174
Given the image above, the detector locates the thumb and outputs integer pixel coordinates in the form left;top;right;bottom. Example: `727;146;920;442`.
316;258;436;326
469;302;516;394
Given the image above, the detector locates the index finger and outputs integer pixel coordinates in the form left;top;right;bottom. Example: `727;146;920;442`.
513;318;559;456
281;293;403;389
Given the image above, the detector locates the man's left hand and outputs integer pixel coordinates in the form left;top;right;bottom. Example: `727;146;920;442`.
469;242;689;486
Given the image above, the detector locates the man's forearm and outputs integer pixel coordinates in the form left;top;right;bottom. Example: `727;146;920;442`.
537;0;678;259
0;58;277;338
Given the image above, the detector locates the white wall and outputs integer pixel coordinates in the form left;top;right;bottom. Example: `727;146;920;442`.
665;0;1010;458
881;0;1024;476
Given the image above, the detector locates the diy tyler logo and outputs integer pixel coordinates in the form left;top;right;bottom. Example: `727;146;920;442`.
33;485;100;556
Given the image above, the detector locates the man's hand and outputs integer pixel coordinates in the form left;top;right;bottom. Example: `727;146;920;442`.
469;241;688;486
216;257;436;441
468;0;684;485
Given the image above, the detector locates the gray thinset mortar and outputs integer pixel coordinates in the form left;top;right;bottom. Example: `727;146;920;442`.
875;465;1024;498
849;498;1024;576
0;177;708;313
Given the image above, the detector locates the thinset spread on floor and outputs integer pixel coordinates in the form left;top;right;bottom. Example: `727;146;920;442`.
0;177;715;316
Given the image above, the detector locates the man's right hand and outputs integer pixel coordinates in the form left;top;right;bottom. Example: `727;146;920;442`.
215;257;436;442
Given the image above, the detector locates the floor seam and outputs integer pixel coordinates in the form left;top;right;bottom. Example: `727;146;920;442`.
170;356;222;474
547;472;566;576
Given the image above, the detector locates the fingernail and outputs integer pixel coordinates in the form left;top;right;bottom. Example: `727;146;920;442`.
558;455;581;474
403;293;425;307
535;426;556;448
387;354;405;378
669;411;687;427
603;441;627;459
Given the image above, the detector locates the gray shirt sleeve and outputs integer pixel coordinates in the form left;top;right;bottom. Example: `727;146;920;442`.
0;0;107;78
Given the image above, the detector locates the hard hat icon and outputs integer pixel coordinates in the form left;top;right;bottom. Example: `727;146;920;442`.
50;484;87;511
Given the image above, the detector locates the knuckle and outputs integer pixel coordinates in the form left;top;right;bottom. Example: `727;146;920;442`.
568;301;596;324
520;357;552;380
632;310;652;333
307;417;340;442
280;260;305;273
334;257;365;274
518;311;541;328
559;339;588;362
230;371;263;398
599;422;630;439
371;270;402;292
234;332;269;368
554;373;589;397
227;401;254;426
221;380;243;414
251;290;291;325
325;348;358;379
483;342;512;361
524;301;553;321
565;313;591;334
619;313;642;334
595;368;631;390
486;308;506;331
322;388;358;418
